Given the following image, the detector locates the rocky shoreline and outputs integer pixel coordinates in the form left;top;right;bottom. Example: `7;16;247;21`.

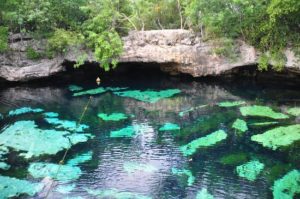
0;29;299;82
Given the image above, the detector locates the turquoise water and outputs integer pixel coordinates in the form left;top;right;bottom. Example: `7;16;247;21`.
0;75;299;199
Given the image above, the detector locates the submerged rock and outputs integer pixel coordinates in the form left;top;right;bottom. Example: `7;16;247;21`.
273;170;300;199
240;105;289;119
0;175;43;198
180;130;227;156
286;107;300;117
236;160;264;181
251;124;300;150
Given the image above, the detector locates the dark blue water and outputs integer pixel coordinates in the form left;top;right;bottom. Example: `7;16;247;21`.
0;74;299;199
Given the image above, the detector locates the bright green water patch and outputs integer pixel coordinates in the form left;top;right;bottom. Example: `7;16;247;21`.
8;107;44;116
28;162;82;182
171;168;195;186
56;184;76;194
0;175;43;198
45;117;89;133
232;119;248;133
67;151;93;166
219;152;249;166
44;112;59;118
73;87;127;97
240;105;289;119
0;120;91;158
286;107;300;117
85;188;152;199
0;146;9;170
218;101;245;107
249;121;279;126
0;162;10;170
273;170;300;199
123;162;158;173
69;85;83;92
179;105;208;117
98;113;128;121
196;188;214;199
180;130;227;156
110;126;135;138
113;89;181;103
159;123;180;131
251;124;300;150
236;160;264;181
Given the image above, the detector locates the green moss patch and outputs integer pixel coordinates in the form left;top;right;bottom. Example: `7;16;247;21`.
179;105;208;117
44;112;59;118
73;87;127;97
0;120;92;158
249;121;278;126
251;124;300;150
219;153;248;166
113;89;181;103
171;168;195;186
110;124;150;138
196;188;214;199
180;130;227;156
123;162;158;173
28;162;82;182
97;113;128;121
67;151;93;166
218;101;245;107
0;175;43;198
45;117;89;133
232;119;248;133
8;107;44;116
159;123;180;131
236;160;264;181
286;107;300;117
273;170;300;199
85;188;152;199
240;105;289;119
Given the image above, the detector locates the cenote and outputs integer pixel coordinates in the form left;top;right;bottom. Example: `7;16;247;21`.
0;67;300;199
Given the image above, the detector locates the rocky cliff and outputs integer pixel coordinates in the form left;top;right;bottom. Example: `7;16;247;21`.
0;30;299;81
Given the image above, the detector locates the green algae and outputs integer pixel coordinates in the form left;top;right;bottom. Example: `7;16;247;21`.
73;87;127;97
240;105;289;119
85;188;152;199
69;85;83;92
113;89;181;103
0;120;91;158
67;151;93;166
219;152;248;166
0;146;9;170
232;119;248;133
171;168;195;186
180;130;227;156
8;107;44;116
0;175;43;198
98;113;128;121
236;160;264;181
249;121;278;126
159;123;180;131
110;124;150;138
273;170;300;199
179;105;208;117
218;101;246;107
28;162;82;182
123;162;158;173
44;112;59;118
56;184;76;194
251;124;300;150
110;126;135;138
286;107;300;117
45;117;89;132
196;188;214;199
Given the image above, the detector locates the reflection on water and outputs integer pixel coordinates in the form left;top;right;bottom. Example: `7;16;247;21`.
0;76;299;199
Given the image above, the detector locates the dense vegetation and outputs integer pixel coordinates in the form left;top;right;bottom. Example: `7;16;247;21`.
0;0;299;70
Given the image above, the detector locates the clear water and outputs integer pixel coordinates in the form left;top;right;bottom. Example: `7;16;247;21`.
0;74;299;199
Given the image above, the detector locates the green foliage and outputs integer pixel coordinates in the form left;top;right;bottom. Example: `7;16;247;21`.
212;38;238;61
240;105;289;119
219;152;248;166
26;46;43;60
0;26;8;53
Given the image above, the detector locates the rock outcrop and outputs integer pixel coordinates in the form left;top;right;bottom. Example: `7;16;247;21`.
0;29;299;81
